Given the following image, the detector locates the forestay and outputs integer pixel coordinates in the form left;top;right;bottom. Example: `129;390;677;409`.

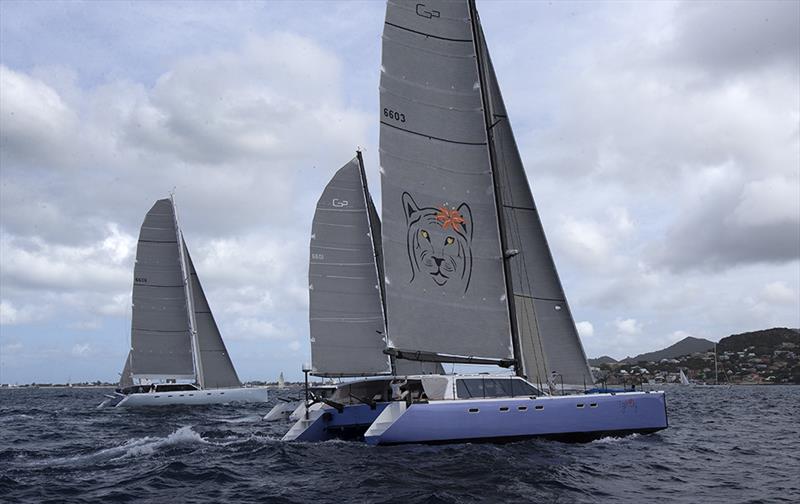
185;245;241;388
309;157;392;376
379;0;513;362
475;21;593;387
129;199;195;382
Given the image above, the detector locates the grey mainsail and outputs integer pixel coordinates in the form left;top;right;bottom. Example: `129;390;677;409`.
379;0;514;363
309;157;393;376
185;244;242;388
129;199;195;382
474;17;593;387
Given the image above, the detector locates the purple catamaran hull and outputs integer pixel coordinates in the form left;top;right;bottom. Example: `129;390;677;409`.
283;390;667;445
365;391;667;445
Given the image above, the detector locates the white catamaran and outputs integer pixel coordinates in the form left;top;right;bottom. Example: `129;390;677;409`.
100;198;268;408
283;0;667;445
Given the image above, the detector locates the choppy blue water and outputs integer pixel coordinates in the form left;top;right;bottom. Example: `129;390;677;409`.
1;386;798;503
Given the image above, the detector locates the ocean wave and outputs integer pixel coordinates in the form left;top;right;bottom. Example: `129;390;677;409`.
39;426;207;466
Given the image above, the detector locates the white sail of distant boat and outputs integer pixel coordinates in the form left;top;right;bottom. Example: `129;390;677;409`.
679;369;690;386
277;372;286;389
282;0;667;445
100;197;268;408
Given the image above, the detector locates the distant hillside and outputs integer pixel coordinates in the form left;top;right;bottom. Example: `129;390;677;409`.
624;336;714;363
588;356;618;366
717;327;800;354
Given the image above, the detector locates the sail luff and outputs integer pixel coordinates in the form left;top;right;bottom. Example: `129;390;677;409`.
172;197;203;388
467;0;523;376
357;150;397;375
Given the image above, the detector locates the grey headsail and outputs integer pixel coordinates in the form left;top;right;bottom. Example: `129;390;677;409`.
119;351;133;388
379;0;514;363
474;17;593;386
185;243;242;388
129;199;195;382
309;156;392;376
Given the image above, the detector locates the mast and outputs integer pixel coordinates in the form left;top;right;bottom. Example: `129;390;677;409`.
467;0;523;377
171;195;204;388
356;149;396;375
714;343;718;385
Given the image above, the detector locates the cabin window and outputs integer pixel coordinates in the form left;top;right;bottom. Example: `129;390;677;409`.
576;403;584;408
518;406;528;411
590;403;597;408
511;379;540;396
468;408;479;413
456;378;538;399
534;405;544;410
499;407;509;412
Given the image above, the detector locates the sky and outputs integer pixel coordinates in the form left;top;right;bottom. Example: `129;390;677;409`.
0;0;798;384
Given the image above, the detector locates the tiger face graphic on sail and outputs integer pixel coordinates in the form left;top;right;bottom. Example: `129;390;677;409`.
402;192;473;292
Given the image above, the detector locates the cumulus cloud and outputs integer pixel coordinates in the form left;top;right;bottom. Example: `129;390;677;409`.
1;0;798;381
615;318;643;336
576;321;594;338
0;300;38;325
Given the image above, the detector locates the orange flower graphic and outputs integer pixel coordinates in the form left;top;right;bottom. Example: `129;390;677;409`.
436;206;465;232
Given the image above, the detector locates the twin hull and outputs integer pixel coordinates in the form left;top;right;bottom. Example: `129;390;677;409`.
283;391;667;445
115;387;268;407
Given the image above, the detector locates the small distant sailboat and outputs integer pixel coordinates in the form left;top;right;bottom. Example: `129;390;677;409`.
277;372;286;389
100;198;268;408
679;369;691;386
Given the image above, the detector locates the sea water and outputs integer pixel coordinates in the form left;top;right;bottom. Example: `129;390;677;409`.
1;385;798;503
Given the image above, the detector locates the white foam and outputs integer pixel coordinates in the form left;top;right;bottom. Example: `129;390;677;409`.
41;426;207;466
593;433;640;444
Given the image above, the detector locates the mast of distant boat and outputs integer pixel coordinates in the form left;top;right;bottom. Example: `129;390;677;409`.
714;343;719;385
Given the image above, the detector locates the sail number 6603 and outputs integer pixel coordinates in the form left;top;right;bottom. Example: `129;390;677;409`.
383;108;406;123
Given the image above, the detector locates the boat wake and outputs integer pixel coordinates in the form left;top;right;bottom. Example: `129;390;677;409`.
41;426;207;466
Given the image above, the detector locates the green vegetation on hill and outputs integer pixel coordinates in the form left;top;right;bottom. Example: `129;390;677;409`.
717;327;799;354
590;327;799;385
